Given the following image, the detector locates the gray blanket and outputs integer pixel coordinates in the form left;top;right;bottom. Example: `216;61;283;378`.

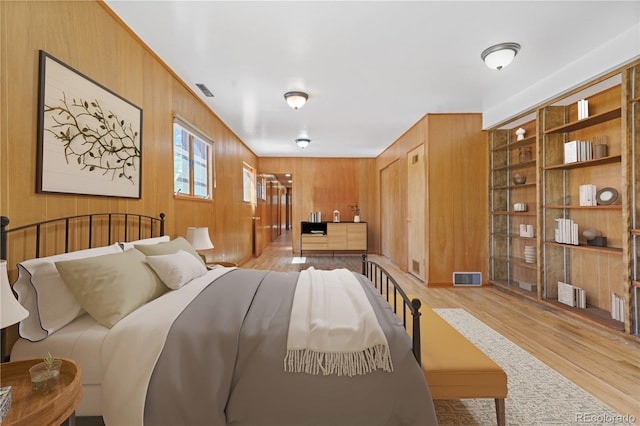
145;269;437;426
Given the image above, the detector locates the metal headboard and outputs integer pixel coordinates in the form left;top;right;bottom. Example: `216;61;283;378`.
1;212;165;261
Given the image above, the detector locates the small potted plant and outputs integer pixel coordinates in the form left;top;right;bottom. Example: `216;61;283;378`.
29;352;62;394
350;204;361;222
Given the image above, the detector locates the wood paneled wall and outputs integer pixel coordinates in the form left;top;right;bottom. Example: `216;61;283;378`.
257;158;376;253
1;1;488;286
0;1;257;270
376;113;488;285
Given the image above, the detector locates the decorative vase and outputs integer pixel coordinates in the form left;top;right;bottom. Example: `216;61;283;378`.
512;173;526;185
29;359;61;394
594;144;608;159
353;215;360;223
519;147;532;163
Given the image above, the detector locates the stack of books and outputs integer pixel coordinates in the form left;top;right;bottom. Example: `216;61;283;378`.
579;184;597;206
577;99;589;120
308;211;322;222
554;218;579;245
519;224;534;238
564;140;593;163
558;281;586;308
0;387;10;424
611;293;625;322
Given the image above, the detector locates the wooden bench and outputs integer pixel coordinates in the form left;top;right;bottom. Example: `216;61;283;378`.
409;296;508;426
362;260;507;426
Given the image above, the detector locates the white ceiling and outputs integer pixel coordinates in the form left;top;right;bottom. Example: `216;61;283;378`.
104;1;639;158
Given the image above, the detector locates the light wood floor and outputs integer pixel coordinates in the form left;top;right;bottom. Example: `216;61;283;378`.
242;230;640;420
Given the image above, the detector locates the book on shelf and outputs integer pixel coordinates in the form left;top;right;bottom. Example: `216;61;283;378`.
308;211;322;223
611;292;625;322
518;281;536;292
577;287;586;308
579;184;597;206
519;224;534;238
558;281;576;307
564;140;579;163
581;140;593;161
554;218;578;246
558;281;586;308
554;218;579;245
577;99;589;120
563;140;592;163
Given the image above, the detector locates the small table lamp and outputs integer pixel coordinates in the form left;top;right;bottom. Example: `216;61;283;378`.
185;227;214;263
1;260;29;329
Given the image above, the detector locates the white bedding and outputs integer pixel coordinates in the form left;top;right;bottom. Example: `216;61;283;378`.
11;313;109;415
10;267;234;422
12;313;107;383
102;267;233;425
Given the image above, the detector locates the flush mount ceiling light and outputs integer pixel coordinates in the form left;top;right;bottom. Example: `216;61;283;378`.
481;42;521;70
295;138;311;149
284;91;308;109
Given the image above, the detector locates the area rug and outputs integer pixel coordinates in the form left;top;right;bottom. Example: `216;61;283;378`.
432;309;631;426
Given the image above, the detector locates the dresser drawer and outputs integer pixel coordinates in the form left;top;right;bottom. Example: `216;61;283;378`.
301;234;328;250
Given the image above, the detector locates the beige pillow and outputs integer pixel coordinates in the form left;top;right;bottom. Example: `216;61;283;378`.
145;249;207;289
134;236;205;266
55;248;168;328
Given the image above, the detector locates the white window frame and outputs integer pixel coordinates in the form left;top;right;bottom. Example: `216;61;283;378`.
173;114;215;200
243;162;256;204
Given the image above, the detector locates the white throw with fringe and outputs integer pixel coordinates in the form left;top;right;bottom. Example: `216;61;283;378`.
284;267;393;377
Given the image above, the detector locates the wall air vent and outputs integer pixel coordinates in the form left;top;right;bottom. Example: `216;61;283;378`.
452;272;482;286
196;83;215;97
412;260;420;274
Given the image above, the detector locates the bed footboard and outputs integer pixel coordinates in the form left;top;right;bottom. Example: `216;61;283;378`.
362;255;422;366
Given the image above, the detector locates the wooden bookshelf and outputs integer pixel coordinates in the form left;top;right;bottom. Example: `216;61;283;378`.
489;117;538;298
488;59;640;336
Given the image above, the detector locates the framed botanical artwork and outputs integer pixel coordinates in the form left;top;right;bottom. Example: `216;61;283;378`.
37;50;143;198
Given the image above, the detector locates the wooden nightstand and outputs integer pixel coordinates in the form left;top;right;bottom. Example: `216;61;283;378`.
0;358;82;426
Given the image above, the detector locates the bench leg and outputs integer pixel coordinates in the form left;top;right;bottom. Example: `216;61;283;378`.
495;398;505;426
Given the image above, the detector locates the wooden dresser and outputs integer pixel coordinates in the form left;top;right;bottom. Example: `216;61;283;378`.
300;222;367;256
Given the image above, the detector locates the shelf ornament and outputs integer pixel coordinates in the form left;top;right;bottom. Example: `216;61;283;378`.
350;204;360;222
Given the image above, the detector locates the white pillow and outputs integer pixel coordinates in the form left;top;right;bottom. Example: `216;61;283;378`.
118;235;170;251
145;249;208;289
13;243;123;341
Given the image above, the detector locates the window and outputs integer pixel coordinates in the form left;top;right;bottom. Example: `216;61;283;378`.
243;162;256;204
173;115;214;199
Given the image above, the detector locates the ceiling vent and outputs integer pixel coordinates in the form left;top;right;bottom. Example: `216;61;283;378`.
196;83;214;97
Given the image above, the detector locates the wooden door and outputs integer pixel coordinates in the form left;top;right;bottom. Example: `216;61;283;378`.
380;161;402;263
407;145;426;280
253;213;262;257
270;181;279;241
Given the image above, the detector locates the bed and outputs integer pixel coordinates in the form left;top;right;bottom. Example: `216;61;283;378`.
1;212;436;426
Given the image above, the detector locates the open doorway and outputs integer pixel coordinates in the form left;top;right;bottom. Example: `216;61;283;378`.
254;173;292;256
